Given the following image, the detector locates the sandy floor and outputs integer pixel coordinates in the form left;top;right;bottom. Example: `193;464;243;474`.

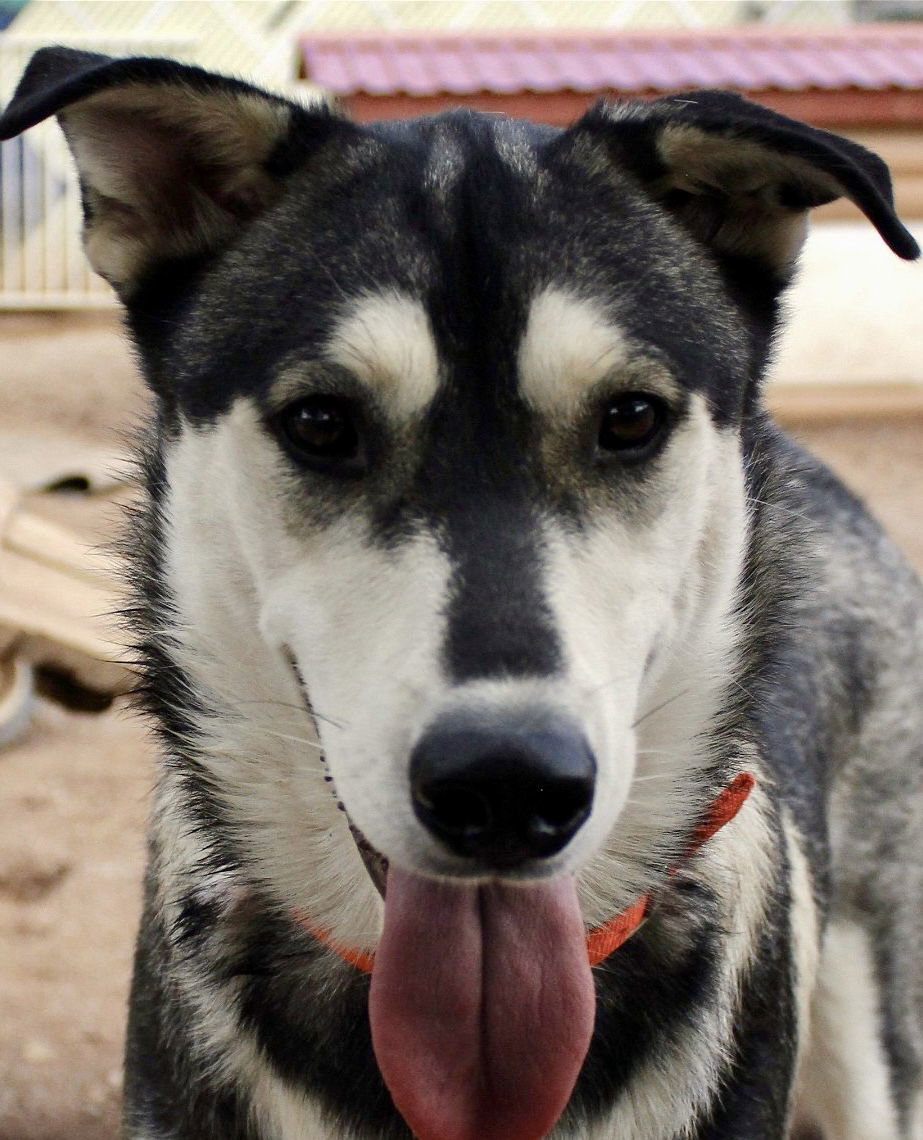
1;314;922;1140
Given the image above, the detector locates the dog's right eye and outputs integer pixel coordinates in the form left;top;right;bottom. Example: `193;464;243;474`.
276;396;362;470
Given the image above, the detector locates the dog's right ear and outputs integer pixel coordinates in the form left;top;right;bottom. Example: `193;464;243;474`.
0;47;353;297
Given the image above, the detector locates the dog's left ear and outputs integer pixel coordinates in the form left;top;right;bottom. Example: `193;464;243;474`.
574;90;919;282
0;47;352;296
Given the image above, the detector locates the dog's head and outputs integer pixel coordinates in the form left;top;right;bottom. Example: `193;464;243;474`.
3;48;916;1140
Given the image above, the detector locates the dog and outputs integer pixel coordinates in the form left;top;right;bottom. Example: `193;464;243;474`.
3;46;923;1140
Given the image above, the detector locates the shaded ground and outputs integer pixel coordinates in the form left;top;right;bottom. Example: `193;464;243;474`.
1;313;921;1140
0;701;149;1140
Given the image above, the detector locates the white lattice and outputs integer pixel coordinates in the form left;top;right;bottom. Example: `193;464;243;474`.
0;34;195;307
0;0;854;309
8;0;856;65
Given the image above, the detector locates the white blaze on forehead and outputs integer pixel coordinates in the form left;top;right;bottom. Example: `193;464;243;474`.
324;290;440;418
518;287;630;415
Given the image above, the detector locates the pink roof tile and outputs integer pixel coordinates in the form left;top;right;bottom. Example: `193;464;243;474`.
299;26;923;98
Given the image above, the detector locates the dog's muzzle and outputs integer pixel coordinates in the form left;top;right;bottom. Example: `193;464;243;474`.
409;712;596;869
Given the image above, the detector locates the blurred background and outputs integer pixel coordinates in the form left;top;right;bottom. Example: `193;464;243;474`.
1;3;921;1139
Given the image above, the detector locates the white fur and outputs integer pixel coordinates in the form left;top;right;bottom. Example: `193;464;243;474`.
795;920;901;1140
518;287;632;415
783;810;822;1119
249;1065;334;1140
322;290;441;419
159;406;386;951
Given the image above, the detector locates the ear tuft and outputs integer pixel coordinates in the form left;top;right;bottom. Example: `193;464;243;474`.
575;91;919;279
0;48;349;296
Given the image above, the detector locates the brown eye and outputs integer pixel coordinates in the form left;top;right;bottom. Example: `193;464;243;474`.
278;396;360;466
597;393;668;456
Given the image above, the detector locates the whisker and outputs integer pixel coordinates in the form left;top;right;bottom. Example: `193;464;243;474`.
226;698;309;713
723;675;756;704
222;697;349;731
303;706;347;730
582;675;623;697
745;496;813;528
632;687;692;730
259;728;324;752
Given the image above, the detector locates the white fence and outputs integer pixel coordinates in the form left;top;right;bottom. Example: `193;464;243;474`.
0;36;194;308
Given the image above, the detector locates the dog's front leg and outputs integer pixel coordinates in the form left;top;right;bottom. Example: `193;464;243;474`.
692;828;815;1140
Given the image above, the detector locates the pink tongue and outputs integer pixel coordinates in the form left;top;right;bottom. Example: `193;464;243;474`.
369;867;595;1140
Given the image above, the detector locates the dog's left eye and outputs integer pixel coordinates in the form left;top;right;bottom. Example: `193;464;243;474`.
597;393;668;457
276;396;361;469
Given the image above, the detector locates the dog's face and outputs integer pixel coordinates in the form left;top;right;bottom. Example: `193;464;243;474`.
161;109;756;899
2;50;916;1140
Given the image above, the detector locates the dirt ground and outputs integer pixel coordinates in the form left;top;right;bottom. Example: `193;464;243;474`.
1;313;922;1140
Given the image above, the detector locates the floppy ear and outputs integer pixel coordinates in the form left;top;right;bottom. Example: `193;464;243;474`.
0;47;350;296
574;90;919;284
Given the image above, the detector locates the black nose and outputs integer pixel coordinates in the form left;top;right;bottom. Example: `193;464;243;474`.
410;715;596;868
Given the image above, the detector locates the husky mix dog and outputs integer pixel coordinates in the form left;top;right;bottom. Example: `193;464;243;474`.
3;47;923;1140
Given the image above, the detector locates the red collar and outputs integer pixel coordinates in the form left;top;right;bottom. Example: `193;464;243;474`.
298;771;755;975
